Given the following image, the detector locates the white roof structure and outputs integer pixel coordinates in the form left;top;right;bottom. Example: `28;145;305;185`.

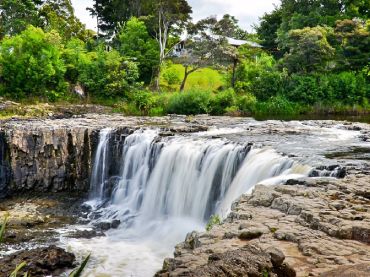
211;34;262;48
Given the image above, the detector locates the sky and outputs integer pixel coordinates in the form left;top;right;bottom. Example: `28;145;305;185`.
71;0;280;32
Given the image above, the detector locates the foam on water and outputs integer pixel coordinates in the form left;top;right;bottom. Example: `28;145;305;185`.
64;128;312;276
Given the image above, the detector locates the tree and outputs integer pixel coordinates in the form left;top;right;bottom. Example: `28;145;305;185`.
118;17;159;84
87;0;153;37
40;0;92;41
0;0;42;39
0;26;67;100
173;15;248;91
78;47;140;98
150;0;192;90
334;19;370;70
279;26;335;74
213;14;249;39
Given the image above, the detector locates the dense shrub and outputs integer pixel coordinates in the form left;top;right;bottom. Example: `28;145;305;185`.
282;72;368;105
129;90;155;115
252;71;284;101
0;26;67;100
256;95;299;115
167;89;212;115
210;88;236;115
78;47;139;98
326;71;368;105
283;74;323;104
62;38;89;84
236;93;257;114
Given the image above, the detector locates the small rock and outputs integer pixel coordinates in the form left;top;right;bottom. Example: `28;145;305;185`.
111;219;121;229
238;228;264;240
266;247;285;266
184;231;201;250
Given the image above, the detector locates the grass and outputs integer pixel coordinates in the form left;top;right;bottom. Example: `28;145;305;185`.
160;63;226;91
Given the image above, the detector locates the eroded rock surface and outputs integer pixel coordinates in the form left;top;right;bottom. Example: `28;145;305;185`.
158;168;370;277
0;245;75;277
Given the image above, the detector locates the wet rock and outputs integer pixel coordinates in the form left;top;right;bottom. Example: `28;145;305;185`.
184;231;201;250
67;229;105;239
96;221;111;231
111;219;121;229
0;245;75;277
238;228;264;240
266;247;285;266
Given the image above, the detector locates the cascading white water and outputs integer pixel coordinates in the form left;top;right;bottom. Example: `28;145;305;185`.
89;128;111;200
91;129;310;225
72;128;312;276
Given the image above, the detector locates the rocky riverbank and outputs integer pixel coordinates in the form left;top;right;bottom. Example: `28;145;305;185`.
157;165;370;276
0;114;369;276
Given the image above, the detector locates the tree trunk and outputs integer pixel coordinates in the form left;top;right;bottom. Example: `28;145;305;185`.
231;58;238;88
180;67;189;92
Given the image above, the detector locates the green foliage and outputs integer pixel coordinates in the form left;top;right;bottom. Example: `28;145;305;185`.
118;17;159;83
236;93;257;114
210;89;236;115
0;26;67;101
163;67;182;85
40;0;91;42
78;47;139;98
279;26;335;74
161;64;225;91
0;0;41;39
62;38;89;84
206;215;222;231
167;89;212;115
283;71;368;105
0;215;8;243
9;262;27;277
129;90;155;115
69;254;91;277
255;95;299;115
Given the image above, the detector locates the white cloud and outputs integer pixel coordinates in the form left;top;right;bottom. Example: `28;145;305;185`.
71;0;280;32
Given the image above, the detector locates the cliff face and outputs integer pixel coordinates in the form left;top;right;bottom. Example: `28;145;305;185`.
3;127;95;194
0;114;209;197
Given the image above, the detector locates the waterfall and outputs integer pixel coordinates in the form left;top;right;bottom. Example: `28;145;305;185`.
89;128;112;200
89;129;311;225
73;128;314;276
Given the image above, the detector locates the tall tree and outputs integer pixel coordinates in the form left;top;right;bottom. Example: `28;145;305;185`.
0;0;42;39
87;0;152;37
40;0;91;41
149;0;192;89
118;17;159;84
279;26;335;73
255;7;283;58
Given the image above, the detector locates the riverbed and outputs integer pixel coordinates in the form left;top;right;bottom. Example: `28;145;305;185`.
1;115;369;276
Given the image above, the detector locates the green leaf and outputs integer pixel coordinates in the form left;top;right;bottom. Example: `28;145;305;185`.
69;254;91;277
0;215;9;243
10;262;27;277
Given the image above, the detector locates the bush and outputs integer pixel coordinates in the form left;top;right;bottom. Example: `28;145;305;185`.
252;71;284;101
78;47;139;98
236;93;257;114
0;26;67;100
210;88;236;115
167;89;212;115
326;71;368;104
129;90;154;115
283;72;368;105
206;215;222;231
256;95;299;115
283;74;323;104
163;68;181;85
